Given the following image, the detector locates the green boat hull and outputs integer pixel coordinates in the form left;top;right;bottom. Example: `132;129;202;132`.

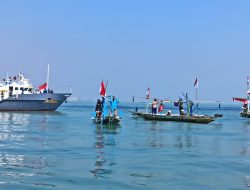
132;112;214;124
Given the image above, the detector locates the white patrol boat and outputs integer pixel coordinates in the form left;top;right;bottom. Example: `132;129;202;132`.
0;73;71;111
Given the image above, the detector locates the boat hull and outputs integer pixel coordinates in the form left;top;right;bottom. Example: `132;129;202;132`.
0;93;71;111
240;112;247;117
131;111;144;117
92;116;121;125
132;112;214;124
246;112;250;118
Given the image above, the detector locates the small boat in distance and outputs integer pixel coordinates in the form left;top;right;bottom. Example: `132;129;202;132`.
0;66;71;111
233;97;248;117
233;77;250;117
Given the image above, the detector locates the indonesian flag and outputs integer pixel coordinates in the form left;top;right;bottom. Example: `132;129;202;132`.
233;97;248;103
39;83;47;91
99;80;106;96
194;78;198;88
146;87;150;99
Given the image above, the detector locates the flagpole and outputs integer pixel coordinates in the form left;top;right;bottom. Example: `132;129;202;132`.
195;87;198;101
105;80;108;97
194;77;198;101
46;64;50;93
247;76;249;97
247;76;249;112
146;87;150;113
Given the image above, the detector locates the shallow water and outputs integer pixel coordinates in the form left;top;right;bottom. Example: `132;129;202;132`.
0;102;249;190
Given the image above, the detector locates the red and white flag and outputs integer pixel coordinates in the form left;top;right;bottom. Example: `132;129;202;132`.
146;87;150;99
194;78;198;88
39;83;47;91
233;97;247;102
99;80;106;96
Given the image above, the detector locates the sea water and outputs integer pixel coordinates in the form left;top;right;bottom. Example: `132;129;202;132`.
0;102;249;190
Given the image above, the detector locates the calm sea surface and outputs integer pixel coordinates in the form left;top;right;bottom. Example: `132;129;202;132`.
0;102;250;190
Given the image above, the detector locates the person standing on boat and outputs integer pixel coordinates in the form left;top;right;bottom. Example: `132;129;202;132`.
1;91;4;101
101;96;108;118
242;102;248;113
101;96;105;110
109;95;119;116
178;98;184;115
188;100;194;115
95;99;102;120
152;98;158;114
158;102;165;113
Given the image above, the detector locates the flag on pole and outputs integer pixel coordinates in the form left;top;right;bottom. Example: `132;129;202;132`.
99;80;106;96
194;78;198;88
39;83;47;91
233;97;248;103
146;87;150;99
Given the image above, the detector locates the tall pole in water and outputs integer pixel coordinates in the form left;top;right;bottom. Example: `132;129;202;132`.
46;64;50;93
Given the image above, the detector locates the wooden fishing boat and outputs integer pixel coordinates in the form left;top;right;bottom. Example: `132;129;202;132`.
131;111;214;124
141;113;214;124
131;90;220;124
233;76;250;117
92;81;121;125
233;97;249;117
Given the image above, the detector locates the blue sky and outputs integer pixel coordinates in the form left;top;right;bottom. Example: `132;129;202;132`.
0;0;249;102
